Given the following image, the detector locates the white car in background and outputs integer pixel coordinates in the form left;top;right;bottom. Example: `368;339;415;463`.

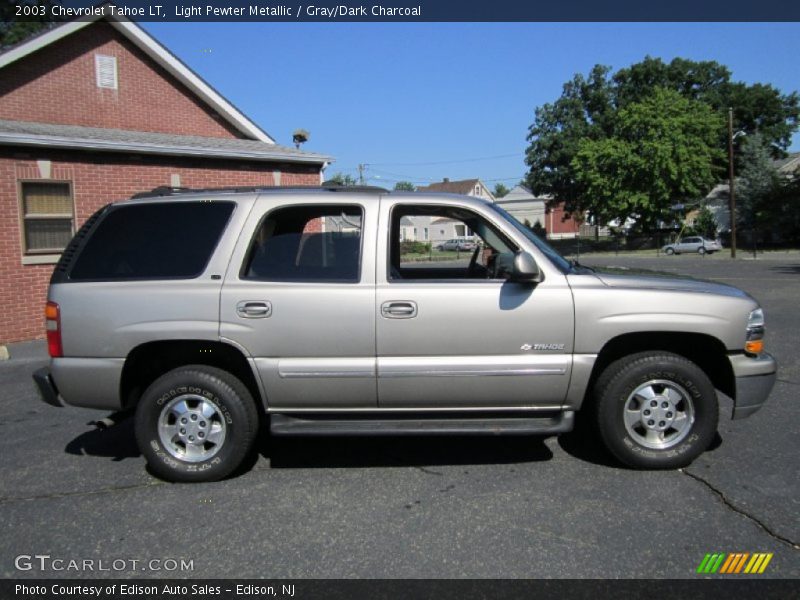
662;236;722;255
437;237;478;251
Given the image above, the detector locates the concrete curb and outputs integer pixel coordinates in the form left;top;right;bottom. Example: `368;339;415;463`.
0;340;48;362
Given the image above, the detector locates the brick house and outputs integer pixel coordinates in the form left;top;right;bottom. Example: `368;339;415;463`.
0;15;332;344
417;177;496;201
493;185;582;239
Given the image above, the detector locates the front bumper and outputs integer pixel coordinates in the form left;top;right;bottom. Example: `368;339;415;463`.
32;367;64;407
728;352;777;420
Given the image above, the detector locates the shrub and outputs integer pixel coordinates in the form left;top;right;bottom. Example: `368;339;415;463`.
400;241;431;254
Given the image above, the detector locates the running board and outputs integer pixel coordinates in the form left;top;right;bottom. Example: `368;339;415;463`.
269;411;574;436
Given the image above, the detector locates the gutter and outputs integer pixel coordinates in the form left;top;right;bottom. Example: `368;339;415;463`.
0;132;332;165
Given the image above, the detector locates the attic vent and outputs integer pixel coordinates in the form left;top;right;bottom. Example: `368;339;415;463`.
95;54;118;89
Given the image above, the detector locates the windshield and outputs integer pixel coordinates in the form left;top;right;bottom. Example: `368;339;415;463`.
487;203;572;274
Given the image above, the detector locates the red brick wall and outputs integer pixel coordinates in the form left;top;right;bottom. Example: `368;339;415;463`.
0;148;320;343
0;21;244;139
547;203;581;235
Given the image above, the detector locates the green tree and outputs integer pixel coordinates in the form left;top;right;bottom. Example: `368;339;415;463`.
0;1;63;49
692;206;719;239
326;173;358;186
525;57;800;222
393;181;416;191
571;88;723;228
493;183;510;198
736;134;780;240
525;65;614;216
765;173;800;243
613;57;799;160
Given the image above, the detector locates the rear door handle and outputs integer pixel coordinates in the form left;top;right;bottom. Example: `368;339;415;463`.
381;301;418;319
236;300;272;318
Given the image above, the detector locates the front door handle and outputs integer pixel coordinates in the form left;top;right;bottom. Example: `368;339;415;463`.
236;300;272;318
381;301;418;319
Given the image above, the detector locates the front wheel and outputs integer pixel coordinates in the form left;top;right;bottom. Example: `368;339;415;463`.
665;247;675;255
135;365;259;482
593;352;718;469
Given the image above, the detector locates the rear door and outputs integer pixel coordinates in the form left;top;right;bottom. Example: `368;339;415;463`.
220;195;378;409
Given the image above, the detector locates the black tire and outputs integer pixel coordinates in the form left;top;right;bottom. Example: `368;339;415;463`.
593;352;718;469
665;247;675;255
698;247;706;255
135;365;259;482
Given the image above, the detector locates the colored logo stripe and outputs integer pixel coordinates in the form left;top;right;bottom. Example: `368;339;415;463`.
697;553;726;573
720;553;749;573
697;552;773;574
744;553;774;574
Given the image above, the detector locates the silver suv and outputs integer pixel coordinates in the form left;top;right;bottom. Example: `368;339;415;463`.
33;186;777;482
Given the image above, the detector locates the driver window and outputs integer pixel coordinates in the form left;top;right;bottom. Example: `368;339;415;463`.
389;205;518;281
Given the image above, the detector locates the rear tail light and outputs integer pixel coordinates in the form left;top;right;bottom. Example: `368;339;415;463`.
45;301;63;358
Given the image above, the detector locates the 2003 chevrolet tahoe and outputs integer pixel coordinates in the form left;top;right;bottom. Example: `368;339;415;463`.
33;185;777;481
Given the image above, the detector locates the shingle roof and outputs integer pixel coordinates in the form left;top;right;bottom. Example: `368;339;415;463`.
0;119;331;164
773;152;800;174
417;179;480;195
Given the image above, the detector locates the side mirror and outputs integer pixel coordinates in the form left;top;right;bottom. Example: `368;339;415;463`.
511;251;543;284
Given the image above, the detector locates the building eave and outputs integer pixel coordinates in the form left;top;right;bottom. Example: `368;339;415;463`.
0;132;331;165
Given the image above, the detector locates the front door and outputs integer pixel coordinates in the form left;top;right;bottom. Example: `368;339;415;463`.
375;200;574;409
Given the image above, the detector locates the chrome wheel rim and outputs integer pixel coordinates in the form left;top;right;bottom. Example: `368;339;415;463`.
158;394;227;462
623;379;695;449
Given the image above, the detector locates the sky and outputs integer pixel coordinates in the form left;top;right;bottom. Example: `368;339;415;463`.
143;22;800;190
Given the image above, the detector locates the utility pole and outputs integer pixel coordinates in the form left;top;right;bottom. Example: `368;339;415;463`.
357;164;366;185
728;108;737;259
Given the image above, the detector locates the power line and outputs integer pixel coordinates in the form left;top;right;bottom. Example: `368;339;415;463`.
368;153;522;167
368;175;524;186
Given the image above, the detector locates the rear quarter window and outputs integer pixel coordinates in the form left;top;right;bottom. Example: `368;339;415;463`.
68;201;234;281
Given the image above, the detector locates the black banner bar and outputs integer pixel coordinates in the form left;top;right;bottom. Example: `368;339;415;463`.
4;0;800;23
2;579;799;600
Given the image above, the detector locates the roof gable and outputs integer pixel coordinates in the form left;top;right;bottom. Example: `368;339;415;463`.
774;152;800;175
418;178;480;195
0;11;274;143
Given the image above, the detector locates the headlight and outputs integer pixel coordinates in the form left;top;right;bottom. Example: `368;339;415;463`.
745;308;765;354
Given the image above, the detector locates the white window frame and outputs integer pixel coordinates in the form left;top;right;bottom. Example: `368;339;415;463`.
95;54;118;90
18;180;76;260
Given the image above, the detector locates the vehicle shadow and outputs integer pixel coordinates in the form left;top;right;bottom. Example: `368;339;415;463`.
62;415;554;473
557;428;619;468
257;431;554;469
768;264;800;275
557;422;724;468
64;417;140;461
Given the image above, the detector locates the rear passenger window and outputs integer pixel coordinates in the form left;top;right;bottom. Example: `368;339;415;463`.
69;201;234;280
244;205;362;283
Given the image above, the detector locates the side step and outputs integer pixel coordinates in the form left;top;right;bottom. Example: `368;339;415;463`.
270;411;574;436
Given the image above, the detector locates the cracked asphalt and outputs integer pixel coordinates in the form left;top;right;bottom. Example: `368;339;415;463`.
0;254;797;579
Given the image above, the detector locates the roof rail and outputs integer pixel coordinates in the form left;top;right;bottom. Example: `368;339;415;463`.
130;184;388;199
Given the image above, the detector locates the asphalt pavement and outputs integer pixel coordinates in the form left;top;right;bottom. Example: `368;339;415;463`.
0;253;797;579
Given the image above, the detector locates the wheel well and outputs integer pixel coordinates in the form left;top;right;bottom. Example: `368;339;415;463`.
120;340;264;411
586;332;735;403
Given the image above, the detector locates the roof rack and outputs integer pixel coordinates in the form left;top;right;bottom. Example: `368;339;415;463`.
130;184;388;199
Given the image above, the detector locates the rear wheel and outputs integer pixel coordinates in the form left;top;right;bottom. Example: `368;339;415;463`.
135;365;259;482
665;247;675;255
698;247;707;255
593;352;718;469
